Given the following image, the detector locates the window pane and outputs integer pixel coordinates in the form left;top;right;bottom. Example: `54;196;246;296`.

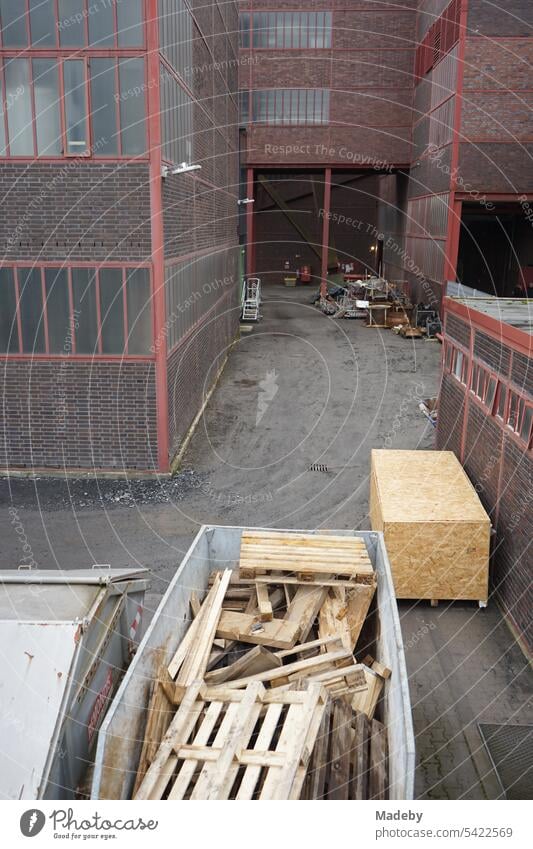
300;12;308;49
64;59;89;154
520;406;533;443
292;13;300;49
0;267;19;353
90;58;118;155
316;12;325;48
29;0;56;46
276;13;284;48
298;89;307;123
267;13;276;48
99;268;124;354
88;0;114;46
497;384;506;418
240;12;250;49
0;74;6;155
45;268;70;353
118;58;146;155
324;12;332;48
126;268;151;354
486;376;497;410
33;59;61;155
19;268;45;353
117;0;143;46
58;0;85;46
4;59;33;155
0;0;28;46
308;12;317;48
322;89;329;122
72;268;98;354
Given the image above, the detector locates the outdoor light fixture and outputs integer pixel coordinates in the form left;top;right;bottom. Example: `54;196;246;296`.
161;162;202;178
238;198;255;205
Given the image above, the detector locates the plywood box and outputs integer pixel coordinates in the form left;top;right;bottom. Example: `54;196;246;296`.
369;450;490;604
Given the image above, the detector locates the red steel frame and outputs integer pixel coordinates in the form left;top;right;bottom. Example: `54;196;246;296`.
320;167;331;298
146;0;169;473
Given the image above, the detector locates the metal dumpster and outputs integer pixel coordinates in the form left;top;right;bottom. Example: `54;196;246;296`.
0;567;149;800
92;526;415;800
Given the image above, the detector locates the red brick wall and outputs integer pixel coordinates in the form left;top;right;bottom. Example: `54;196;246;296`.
437;310;533;651
0;360;157;471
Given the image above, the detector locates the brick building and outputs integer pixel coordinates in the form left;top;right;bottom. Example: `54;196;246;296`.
0;0;240;473
437;297;532;651
239;1;533;301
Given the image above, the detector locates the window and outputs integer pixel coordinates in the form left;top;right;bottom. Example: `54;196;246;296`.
450;347;468;384
505;389;531;443
44;268;70;353
118;0;143;47
19;268;45;353
160;65;192;164
415;0;460;79
4;58;33;155
0;267;18;353
496;383;507;419
470;362;497;411
0;57;147;157
33;59;61;156
29;0;56;46
0;0;28;46
58;0;85;47
64;59;89;155
159;0;193;79
0;265;153;356
250;89;329;125
247;11;332;49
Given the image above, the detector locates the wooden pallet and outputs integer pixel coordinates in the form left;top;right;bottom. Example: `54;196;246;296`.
240;530;375;584
134;681;329;801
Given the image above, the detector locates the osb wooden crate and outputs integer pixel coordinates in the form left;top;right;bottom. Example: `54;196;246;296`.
369;450;490;604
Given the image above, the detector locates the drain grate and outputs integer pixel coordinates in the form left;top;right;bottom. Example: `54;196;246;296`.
478;723;533;800
309;463;329;472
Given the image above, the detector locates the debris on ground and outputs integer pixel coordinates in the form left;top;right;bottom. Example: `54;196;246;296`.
0;470;206;512
133;529;390;801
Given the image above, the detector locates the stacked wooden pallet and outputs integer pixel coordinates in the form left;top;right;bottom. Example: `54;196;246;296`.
133;530;390;801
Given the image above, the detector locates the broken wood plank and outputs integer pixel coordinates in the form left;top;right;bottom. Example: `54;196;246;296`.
216;610;301;649
344;582;376;650
351;710;370;800
204;645;281;685
285;584;328;643
369;718;388;800
351;667;384;720
173;570;233;698
304;700;332;799
221;647;353;690
326;699;352;800
318;590;352;651
255;582;273;621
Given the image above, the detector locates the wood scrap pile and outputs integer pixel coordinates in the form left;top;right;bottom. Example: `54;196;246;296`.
133;531;391;801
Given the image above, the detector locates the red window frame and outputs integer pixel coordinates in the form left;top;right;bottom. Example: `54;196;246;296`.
445;342;469;385
0;54;148;159
0;0;146;51
0;262;154;360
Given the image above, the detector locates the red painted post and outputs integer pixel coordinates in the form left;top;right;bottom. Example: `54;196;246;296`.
146;0;170;473
246;167;255;277
321;167;332;298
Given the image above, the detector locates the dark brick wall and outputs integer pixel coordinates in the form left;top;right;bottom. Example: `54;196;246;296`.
494;438;533;651
474;330;511;376
436;373;465;456
0;360;157;470
167;286;239;458
463;400;502;520
511;352;533;396
467;0;533;36
0;162;152;262
446;313;471;347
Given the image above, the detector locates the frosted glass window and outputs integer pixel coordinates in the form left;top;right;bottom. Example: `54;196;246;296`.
90;58;118;155
4;59;33;155
99;268;124;354
126;268;152;354
45;268;70;353
33;59;61;155
0;0;28;46
58;0;85;46
118;58;146;155
117;0;143;46
64;59;89;154
29;0;56;46
19;268;45;353
72;268;98;354
88;1;114;46
0;267;18;353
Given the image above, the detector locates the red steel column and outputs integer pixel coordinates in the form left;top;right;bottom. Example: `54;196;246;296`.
147;0;169;473
246;167;255;277
443;0;469;285
320;167;332;298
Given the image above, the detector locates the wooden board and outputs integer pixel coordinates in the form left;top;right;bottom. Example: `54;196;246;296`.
370;449;490;602
216;610;301;649
135;682;328;801
240;530;374;582
204;646;281;685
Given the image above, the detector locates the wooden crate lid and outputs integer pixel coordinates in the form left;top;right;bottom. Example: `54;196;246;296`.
370;449;490;524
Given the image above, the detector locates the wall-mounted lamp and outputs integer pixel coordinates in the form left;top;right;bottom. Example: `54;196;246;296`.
161;162;202;178
238;198;255;205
